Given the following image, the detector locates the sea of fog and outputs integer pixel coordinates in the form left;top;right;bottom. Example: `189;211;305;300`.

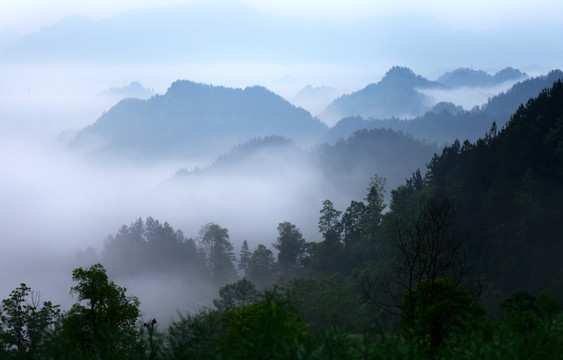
0;61;518;318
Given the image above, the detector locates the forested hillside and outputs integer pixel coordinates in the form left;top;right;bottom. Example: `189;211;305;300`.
3;79;562;360
424;79;563;303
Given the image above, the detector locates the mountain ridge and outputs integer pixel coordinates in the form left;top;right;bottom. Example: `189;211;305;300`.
69;79;327;162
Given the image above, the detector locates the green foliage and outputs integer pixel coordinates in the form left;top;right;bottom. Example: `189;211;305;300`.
102;217;208;278
340;200;366;248
310;175;388;276
274;222;307;277
443;292;563;360
238;240;251;273
0;283;60;357
200;223;237;286
305;327;355;360
220;289;309;359
318;199;342;239
312;200;346;274
213;278;258;313
363;175;386;239
422;79;563;304
164;309;223;360
61;263;141;357
286;275;376;335
245;244;276;288
500;292;563;332
399;278;481;354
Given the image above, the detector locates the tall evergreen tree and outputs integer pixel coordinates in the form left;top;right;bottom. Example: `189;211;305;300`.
200;223;237;285
238;240;251;274
246;244;276;288
274;222;307;277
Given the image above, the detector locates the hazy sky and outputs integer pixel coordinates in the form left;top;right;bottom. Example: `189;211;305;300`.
1;0;562;34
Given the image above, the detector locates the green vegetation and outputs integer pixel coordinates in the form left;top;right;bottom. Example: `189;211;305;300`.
3;80;563;358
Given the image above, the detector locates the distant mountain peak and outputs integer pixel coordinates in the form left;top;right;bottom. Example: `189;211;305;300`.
319;66;442;124
437;67;527;87
167;79;212;93
376;65;442;89
69;79;326;162
104;81;154;99
384;65;416;78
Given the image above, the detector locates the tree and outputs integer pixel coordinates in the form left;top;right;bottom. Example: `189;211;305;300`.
318;200;342;240
102;217;207;277
286;275;376;335
238;240;251;273
213;278;258;313
0;283;60;356
273;222;307;277
357;196;471;318
246;244;276;288
165;309;223;359
500;291;563;332
399;278;479;353
199;223;237;285
362;175;386;241
340;200;366;248
62;263;141;356
220;290;310;359
389;170;425;214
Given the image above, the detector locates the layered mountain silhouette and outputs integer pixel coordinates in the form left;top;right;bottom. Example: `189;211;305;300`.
326;70;563;145
292;85;339;115
1;0;560;71
319;66;529;124
104;81;154;99
436;67;527;87
319;66;445;124
174;130;438;202
69;80;327;161
68;67;561;163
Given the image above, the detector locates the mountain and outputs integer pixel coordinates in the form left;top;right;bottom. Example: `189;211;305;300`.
292;85;339;116
104;81;154;99
326;70;563;145
175;129;438;204
312;128;438;193
0;3;285;63
1;1;561;74
319;66;446;125
423;79;563;304
68;80;327;162
482;69;563;117
436;67;528;87
176;136;304;177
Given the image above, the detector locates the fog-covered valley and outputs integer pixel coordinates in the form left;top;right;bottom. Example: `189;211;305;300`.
1;2;563;356
1;60;559;321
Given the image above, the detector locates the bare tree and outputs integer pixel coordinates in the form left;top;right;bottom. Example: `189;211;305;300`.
355;195;473;317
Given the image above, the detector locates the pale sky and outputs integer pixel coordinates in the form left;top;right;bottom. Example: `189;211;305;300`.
1;0;562;34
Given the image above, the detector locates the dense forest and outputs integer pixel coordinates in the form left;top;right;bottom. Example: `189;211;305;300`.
2;80;562;359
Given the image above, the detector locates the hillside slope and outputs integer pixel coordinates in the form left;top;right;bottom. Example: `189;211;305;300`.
69;80;327;161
